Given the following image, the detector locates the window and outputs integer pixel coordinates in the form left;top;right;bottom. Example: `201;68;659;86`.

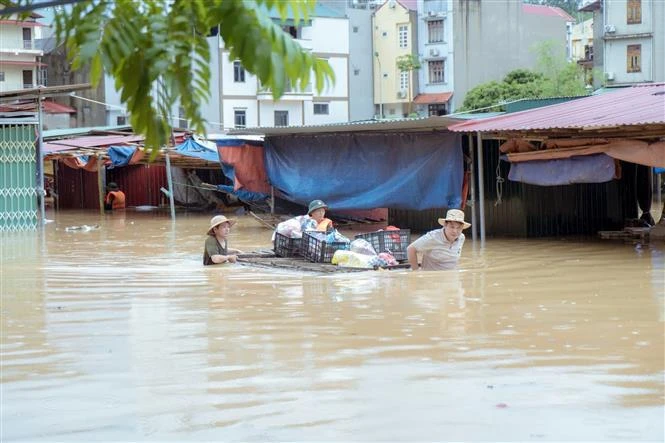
117;116;127;125
274;110;289;127
313;103;329;115
0;72;4;82
627;44;641;72
178;107;188;129
428;104;447;116
37;68;47;86
282;25;299;39
428;60;445;83
353;26;359;33
22;28;32;49
233;61;245;82
399;71;409;90
428;20;444;43
234;109;246;128
627;0;641;24
398;25;408;48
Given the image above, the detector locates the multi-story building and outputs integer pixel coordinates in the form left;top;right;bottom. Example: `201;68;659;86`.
412;0;574;114
580;0;664;88
372;0;419;118
0;11;46;92
198;3;350;132
571;18;594;85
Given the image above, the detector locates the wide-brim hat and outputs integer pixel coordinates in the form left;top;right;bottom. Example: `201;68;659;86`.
308;199;328;215
438;209;471;230
207;215;236;235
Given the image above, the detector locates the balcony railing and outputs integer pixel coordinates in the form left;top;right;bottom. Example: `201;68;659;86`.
23;39;32;49
258;80;312;95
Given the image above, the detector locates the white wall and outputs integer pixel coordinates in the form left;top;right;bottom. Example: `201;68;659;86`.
222;99;259;129
307;17;350;55
314;56;348;98
605;38;653;83
259;101;303;127
606;0;653;35
304;100;348;124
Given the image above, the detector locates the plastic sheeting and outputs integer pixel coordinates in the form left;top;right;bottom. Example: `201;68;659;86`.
507;154;616;186
107;146;144;168
264;132;463;210
175;138;220;163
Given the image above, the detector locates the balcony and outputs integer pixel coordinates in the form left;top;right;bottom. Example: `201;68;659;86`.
424;0;447;16
0;38;43;54
257;80;313;100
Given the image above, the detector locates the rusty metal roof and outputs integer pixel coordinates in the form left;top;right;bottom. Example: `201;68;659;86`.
449;84;665;133
413;92;453;104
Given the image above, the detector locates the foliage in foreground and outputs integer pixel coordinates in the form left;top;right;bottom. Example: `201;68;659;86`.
2;0;335;153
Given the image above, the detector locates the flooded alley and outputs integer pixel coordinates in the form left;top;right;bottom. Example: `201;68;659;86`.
1;210;664;441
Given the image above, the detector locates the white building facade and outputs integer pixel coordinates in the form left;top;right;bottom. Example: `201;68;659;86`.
0;13;45;92
210;10;350;132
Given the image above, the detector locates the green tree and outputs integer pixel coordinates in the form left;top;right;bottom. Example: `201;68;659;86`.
460;42;586;111
2;0;334;153
396;54;421;115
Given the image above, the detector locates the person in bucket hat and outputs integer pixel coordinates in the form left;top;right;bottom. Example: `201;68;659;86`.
407;208;471;271
306;199;333;232
203;215;243;266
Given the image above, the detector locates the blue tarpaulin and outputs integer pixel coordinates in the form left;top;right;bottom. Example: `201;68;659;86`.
264;132;463;210
107;146;137;168
656;167;665;174
507;154;616;186
175;138;220;163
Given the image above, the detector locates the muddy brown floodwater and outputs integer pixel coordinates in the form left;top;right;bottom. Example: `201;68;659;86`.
1;210;663;441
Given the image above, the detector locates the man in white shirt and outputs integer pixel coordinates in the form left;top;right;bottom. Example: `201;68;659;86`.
407;209;471;271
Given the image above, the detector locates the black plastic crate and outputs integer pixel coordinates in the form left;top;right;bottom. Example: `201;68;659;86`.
354;229;411;261
301;231;349;263
274;232;302;257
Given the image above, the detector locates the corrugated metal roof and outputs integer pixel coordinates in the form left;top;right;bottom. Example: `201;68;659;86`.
227;115;464;136
449;83;665;133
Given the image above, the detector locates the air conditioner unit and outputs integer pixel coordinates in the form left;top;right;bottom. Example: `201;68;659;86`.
605;71;615;81
604;24;616;33
429;48;440;57
397;90;407;99
428;11;437;17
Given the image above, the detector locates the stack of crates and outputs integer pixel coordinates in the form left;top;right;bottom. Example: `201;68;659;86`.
354;229;411;261
301;231;349;263
273;232;302;257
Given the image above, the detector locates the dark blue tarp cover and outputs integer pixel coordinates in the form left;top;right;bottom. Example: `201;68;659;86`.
175;138;220;163
107;146;137;168
656;167;665;174
507;154;616;186
264;132;463;210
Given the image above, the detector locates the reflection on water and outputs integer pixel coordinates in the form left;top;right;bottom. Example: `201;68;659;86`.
1;210;664;441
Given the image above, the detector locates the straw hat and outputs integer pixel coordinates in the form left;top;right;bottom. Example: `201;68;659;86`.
438;209;471;230
207;215;236;235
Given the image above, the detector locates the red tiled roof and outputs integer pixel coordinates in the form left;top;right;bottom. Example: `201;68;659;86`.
0;60;46;67
449;84;665;133
413;92;453;104
0;100;76;114
522;3;575;22
0;19;46;27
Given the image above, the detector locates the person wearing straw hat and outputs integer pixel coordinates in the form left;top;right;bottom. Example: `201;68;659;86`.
203;215;244;266
407;208;471;271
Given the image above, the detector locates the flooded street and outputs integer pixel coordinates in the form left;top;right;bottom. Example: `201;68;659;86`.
2;210;664;441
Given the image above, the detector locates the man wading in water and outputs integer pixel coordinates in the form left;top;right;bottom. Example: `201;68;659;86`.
407;209;471;271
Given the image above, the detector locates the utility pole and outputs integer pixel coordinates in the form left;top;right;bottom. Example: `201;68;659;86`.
374;51;383;119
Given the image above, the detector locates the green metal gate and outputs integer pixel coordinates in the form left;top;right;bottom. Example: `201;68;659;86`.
0;123;38;231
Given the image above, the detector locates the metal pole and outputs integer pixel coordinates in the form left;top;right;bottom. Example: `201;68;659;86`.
36;89;45;225
270;186;275;215
469;134;477;242
165;152;176;219
375;52;383;119
476;132;486;244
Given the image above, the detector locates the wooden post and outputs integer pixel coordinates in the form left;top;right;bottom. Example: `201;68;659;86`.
97;154;104;214
270;186;275;215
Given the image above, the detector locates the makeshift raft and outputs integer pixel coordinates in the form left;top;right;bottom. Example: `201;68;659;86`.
237;250;410;274
598;227;651;243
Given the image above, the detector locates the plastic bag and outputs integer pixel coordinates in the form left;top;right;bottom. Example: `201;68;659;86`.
331;250;375;269
276;218;303;239
350;238;377;256
326;229;350;244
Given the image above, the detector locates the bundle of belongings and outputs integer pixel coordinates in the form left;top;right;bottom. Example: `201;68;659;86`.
331;238;398;269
